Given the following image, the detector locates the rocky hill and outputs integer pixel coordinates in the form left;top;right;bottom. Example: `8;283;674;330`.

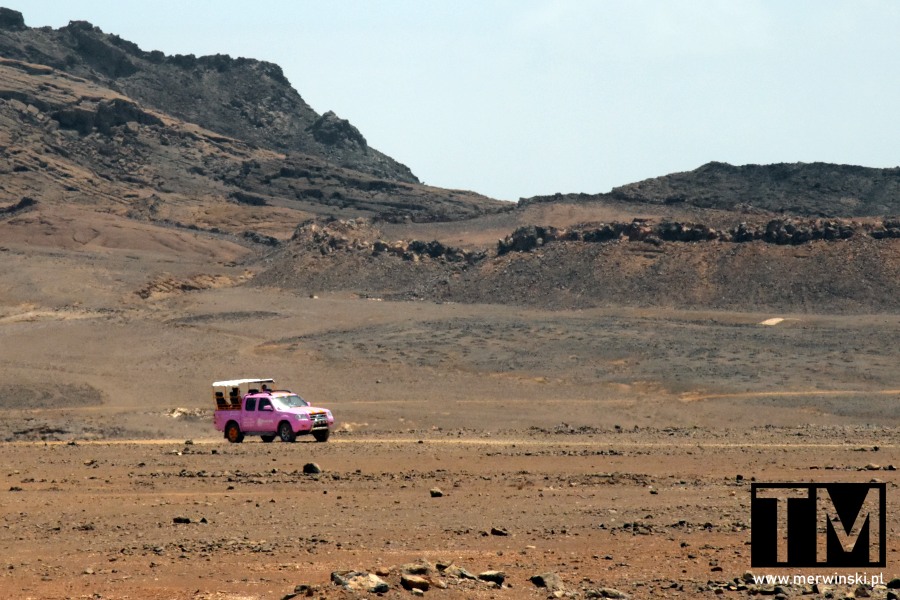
0;8;415;182
0;7;508;244
524;161;900;217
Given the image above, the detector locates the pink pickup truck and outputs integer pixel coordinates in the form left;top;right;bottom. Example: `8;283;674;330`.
212;378;334;443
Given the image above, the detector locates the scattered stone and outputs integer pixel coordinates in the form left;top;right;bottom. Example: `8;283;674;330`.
282;583;318;599
172;517;191;524
586;588;629;599
490;526;508;536
530;572;564;591
855;584;871;597
401;561;434;575
478;570;505;585
888;578;900;589
429;487;444;497
865;463;880;470
401;574;430;591
303;463;321;474
330;571;389;593
444;564;477;580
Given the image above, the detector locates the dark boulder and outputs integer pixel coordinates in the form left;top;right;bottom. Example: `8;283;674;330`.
498;225;565;254
731;222;759;242
582;224;623;243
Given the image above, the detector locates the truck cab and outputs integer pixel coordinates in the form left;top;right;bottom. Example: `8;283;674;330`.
212;378;334;443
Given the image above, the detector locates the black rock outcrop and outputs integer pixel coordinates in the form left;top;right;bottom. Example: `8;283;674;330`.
0;7;25;30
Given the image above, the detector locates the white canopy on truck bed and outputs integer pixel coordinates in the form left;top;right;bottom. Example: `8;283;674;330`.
212;378;275;388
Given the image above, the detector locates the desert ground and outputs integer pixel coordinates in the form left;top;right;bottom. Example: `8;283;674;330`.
2;234;900;600
2;14;900;599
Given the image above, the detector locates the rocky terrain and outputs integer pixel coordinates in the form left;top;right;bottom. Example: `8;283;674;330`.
0;8;507;235
6;427;900;600
1;7;898;314
251;216;900;312
525;161;900;217
1;6;900;600
0;7;415;182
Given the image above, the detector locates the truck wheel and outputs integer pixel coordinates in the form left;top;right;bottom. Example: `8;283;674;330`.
261;435;275;443
225;422;244;444
313;429;330;443
278;421;296;443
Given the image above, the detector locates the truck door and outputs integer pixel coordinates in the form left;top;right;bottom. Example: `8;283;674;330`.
243;397;257;431
255;397;278;432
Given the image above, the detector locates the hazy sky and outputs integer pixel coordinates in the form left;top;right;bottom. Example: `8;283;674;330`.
6;1;900;200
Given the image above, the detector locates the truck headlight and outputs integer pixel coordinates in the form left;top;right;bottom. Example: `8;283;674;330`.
296;413;309;421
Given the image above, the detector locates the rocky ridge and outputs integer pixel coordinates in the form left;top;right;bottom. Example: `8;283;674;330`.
0;9;415;182
497;217;900;254
523;161;900;217
251;216;900;313
0;52;506;240
291;218;486;264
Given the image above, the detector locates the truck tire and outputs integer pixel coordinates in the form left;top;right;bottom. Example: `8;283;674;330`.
313;429;330;443
225;422;244;444
278;421;296;443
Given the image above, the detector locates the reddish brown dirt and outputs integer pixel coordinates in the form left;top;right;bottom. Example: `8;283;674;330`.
3;429;900;600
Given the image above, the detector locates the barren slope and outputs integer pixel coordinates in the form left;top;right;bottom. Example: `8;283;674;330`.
0;9;416;182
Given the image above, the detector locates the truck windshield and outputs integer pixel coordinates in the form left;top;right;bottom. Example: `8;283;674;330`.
276;394;309;408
